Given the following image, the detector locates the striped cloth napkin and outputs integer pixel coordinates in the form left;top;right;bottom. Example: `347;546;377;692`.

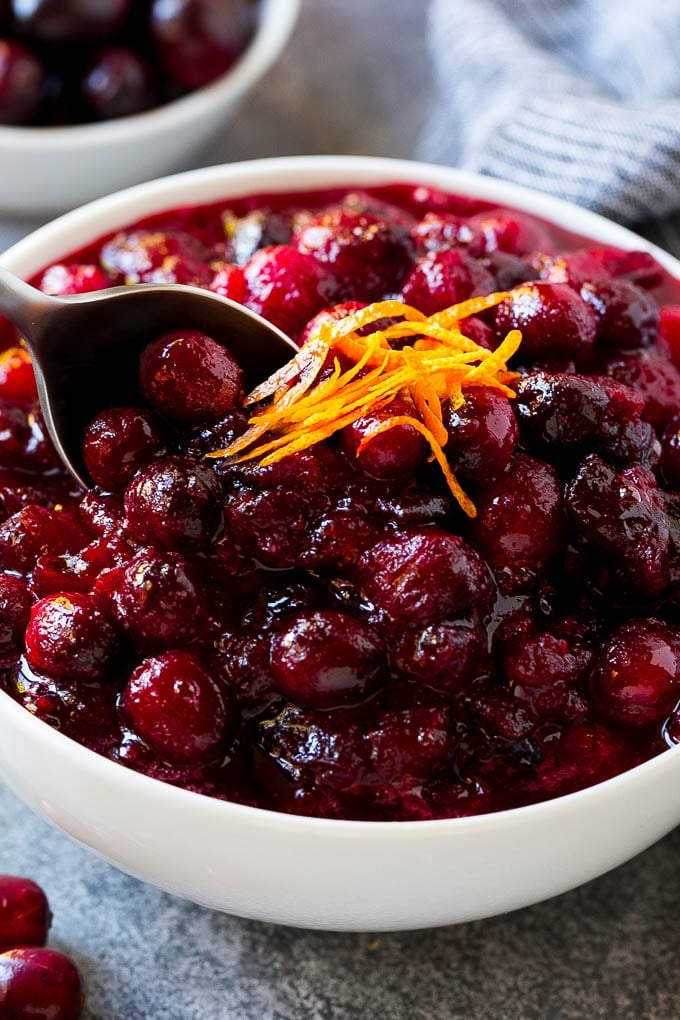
419;0;680;256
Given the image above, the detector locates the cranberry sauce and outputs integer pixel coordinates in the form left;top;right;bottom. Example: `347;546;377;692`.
2;181;680;822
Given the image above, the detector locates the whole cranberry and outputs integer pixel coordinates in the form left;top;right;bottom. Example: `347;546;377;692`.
0;39;46;124
83;407;165;491
82;47;157;121
212;632;276;717
100;230;211;287
25;592;121;682
39;263;111;296
466;208;552;255
140;329;243;425
0;947;82;1019
393;620;490;696
97;549;203;652
341;398;427;481
271;610;385;709
124;456;222;552
209;262;245;303
0;875;51;952
11;0;130;43
444;387;518;481
459;316;495;349
226;486;310;569
150;0;256;90
294;208;414;301
242;245;339;340
566;454;670;595
365;693;454;787
299;501;380;572
591;619;680;727
122;649;230;765
299;301;365;345
470;454;564;593
410;211;486;257
0;572;32;657
78;490;123;536
400;249;496;316
494;282;597;364
223;207;293;267
358;527;494;625
0;506;86;574
580;278;659;351
538;248;612;290
0;347;37;403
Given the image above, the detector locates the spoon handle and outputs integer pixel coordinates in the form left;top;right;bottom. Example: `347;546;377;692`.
0;265;59;346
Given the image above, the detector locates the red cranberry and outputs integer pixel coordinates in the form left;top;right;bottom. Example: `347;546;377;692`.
97;549;204;652
0;572;31;658
212;632;276;717
591;619;680;727
32;535;134;598
122;649;230;765
100;230;211;287
82;47;157;121
184;409;248;461
149;0;256;90
83;407;165;491
25;592;121;682
410;211;486;257
299;300;365;345
223;208;293;267
580;278;659;351
226;486;310;569
271;610;385;709
597;248;664;289
0;875;51;952
11;0;131;43
298;501;380;572
393;620;490;696
400;249;496;316
365;694;454;787
538;248;612;290
78;491;123;536
566;454;670;595
660;305;680;367
0;348;37;403
495;282;596;364
0;947;82;1020
470;454;564;593
341;398;427;481
538;720;631;796
124;456;222;552
515;372;655;467
459;316;495;349
0;39;46;124
358;527;494;625
209;262;245;303
480;251;535;291
444;387;518;481
232;443;346;496
467;208;552;255
294;208;414;301
0;506;86;574
242;245;339;340
139;329;243;425
39;263;111;296
603;345;680;432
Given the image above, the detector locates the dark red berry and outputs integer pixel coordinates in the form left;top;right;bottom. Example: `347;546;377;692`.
140;329;243;426
341;398;427;481
0;39;46;124
11;0;131;43
295;208;414;301
444;387;518;481
0;876;51;952
580;278;659;351
358;527;494;625
82;47;157;121
100;230;211;287
0;506;86;574
602;345;680;432
400;249;495;316
467;208;552;255
495;282;597;363
660;415;680;489
410;211;486;257
591;619;680;727
122;649;229;765
124;456;222;552
25;592;121;682
242;245;339;340
83;407;165;491
0;947;82;1020
0;572;31;658
271;610;385;709
393;620;490;696
0;348;37;403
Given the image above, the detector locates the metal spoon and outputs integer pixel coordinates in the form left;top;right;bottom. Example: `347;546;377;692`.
0;265;297;489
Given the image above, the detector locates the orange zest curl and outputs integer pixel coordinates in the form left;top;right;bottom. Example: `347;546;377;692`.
208;293;522;518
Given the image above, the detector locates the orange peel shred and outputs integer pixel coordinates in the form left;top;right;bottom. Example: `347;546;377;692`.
208;293;522;518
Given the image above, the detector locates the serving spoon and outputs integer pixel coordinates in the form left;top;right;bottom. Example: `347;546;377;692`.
0;265;298;489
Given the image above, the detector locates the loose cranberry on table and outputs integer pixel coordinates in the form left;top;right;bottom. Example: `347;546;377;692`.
0;947;82;1020
0;875;51;952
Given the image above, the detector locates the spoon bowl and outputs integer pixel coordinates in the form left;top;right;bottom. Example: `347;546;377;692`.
0;267;298;487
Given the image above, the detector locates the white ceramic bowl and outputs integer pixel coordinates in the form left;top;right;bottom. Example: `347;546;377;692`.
1;155;680;932
0;0;299;215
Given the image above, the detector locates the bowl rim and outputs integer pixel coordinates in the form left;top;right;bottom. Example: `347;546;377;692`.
0;0;300;148
2;152;680;839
